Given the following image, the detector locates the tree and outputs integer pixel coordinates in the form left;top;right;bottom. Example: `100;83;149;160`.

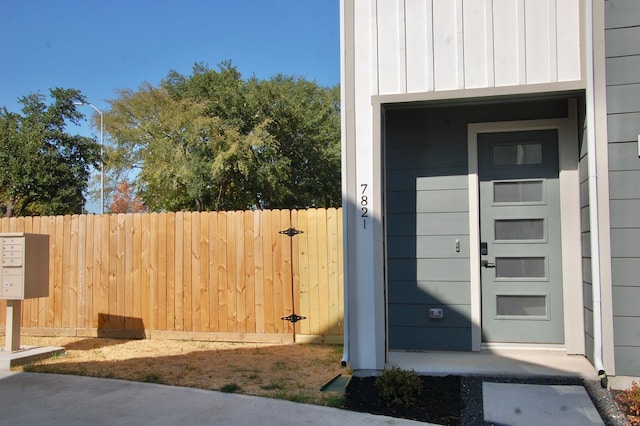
109;181;146;213
0;88;100;217
104;62;341;212
105;83;288;211
245;75;341;208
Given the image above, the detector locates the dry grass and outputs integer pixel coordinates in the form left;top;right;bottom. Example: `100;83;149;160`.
13;336;347;406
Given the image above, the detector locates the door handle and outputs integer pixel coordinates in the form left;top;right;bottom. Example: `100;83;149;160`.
481;260;495;268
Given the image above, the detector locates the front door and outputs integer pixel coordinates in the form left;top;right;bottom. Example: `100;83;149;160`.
478;129;564;343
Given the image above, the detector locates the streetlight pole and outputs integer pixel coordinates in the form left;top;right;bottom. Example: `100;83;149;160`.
74;101;104;214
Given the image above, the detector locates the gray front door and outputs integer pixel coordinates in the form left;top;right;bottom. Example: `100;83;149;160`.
478;130;564;343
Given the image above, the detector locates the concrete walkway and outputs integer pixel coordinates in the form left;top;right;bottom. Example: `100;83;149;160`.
483;382;604;425
389;348;607;425
0;346;613;426
0;369;610;426
0;371;428;426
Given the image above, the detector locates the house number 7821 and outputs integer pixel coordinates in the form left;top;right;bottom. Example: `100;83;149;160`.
360;183;368;229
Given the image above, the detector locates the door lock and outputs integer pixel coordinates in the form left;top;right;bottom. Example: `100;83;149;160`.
481;260;496;268
480;242;488;255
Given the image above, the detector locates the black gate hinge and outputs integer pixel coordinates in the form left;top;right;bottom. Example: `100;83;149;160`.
279;227;303;237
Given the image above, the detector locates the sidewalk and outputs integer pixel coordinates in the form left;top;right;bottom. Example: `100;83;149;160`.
0;371;428;426
0;356;618;426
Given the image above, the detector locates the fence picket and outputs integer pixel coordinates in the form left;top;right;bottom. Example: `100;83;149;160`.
191;212;201;332
327;208;341;336
253;211;265;333
234;211;246;333
166;213;176;331
272;210;284;333
124;214;135;330
142;212;152;331
244;211;255;333
69;215;79;328
157;213;168;331
198;212;210;332
216;212;228;333
226;211;237;332
208;212;220;332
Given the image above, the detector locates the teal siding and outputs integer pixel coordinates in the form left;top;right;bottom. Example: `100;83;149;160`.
605;0;640;28
605;0;640;376
385;99;569;351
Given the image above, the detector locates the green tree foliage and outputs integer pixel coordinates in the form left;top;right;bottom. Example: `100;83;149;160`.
0;89;100;217
104;62;340;212
247;74;341;209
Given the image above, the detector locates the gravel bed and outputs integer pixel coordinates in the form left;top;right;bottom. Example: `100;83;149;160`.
459;375;629;426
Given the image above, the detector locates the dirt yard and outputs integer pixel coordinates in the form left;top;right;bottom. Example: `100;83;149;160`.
13;336;347;407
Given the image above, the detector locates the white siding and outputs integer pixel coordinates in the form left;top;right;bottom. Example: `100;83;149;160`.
377;1;405;94
433;0;464;90
366;0;582;96
405;0;434;92
493;0;526;86
463;0;494;88
525;0;555;83
557;0;582;81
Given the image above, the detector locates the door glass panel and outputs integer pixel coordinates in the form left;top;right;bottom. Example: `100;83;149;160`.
497;295;547;316
496;257;545;278
492;143;543;166
495;219;544;240
494;181;543;203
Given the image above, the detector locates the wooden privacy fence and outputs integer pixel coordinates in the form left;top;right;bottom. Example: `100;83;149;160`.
0;208;344;343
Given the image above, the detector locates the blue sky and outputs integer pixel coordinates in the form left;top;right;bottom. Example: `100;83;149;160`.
1;0;340;212
0;0;340;115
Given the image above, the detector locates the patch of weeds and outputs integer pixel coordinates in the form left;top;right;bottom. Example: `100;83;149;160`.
92;349;107;360
20;362;58;374
220;383;242;393
21;363;37;372
246;372;260;380
375;365;423;407
260;381;284;391
183;364;201;373
331;345;344;358
101;370;116;379
273;391;313;404
144;373;163;384
320;393;345;408
271;361;288;371
615;381;640;425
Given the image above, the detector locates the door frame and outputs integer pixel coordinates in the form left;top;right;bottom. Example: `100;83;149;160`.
467;100;584;354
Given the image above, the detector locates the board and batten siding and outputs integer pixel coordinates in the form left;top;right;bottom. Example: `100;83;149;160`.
366;0;582;96
605;0;640;377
